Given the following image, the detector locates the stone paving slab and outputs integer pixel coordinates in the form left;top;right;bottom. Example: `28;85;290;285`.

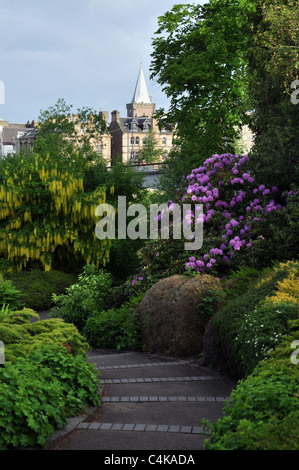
47;428;207;451
102;379;233;397
90;401;226;427
76;421;207;434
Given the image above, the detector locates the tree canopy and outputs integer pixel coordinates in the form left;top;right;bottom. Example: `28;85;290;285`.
150;0;299;196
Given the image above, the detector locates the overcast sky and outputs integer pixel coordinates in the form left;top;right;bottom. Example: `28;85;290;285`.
0;0;205;124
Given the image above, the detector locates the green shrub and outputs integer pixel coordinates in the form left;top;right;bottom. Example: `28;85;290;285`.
28;346;101;415
203;321;299;450
0;308;89;362
51;265;113;331
4;269;77;311
222;265;262;300
83;294;144;351
234;301;298;375
0;346;101;450
0;274;21;310
205;261;299;378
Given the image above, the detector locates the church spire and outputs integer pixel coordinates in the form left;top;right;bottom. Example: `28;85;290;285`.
131;63;151;104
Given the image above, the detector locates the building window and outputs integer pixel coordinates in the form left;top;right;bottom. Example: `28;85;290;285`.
135;136;140;145
162;137;167;145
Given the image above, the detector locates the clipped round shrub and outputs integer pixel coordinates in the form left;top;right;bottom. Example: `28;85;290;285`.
137;273;222;356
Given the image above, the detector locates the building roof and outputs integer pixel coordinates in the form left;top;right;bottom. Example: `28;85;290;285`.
18;129;39;141
1;127;29;145
131;64;152;104
114;116;172;135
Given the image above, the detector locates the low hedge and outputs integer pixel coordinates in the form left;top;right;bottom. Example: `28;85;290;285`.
0;307;89;362
4;269;77;311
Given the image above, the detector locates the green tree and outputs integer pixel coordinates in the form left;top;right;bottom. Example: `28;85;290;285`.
0;100;112;272
247;0;299;191
135;127;163;163
0;151;110;272
35;98;108;162
150;1;256;197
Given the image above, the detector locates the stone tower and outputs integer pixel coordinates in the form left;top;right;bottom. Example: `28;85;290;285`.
126;64;156;118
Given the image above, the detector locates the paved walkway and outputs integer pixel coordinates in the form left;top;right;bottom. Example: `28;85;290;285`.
45;348;236;451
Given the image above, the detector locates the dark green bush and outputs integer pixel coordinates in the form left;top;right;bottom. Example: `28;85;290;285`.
83;294;144;351
0;346;100;450
4;269;77;311
203;321;299;450
222;265;262;301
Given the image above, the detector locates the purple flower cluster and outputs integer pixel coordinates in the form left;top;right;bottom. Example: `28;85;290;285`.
184;153;282;273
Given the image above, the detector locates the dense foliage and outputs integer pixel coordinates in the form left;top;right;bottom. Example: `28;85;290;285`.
247;0;299;192
205;260;299;379
3;269;77;310
83;294;144;351
0;307;89;362
0;346;100;450
51;265;113;331
203;322;299;450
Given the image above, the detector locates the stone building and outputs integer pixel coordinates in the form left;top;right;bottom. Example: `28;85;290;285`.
72;111;111;163
0;114;111;162
0;119;36;157
110;64;173;163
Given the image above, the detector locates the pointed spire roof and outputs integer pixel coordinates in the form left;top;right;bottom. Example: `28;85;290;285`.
131;64;151;104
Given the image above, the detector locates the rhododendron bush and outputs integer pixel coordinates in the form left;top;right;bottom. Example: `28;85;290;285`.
183;153;289;274
133;153;297;290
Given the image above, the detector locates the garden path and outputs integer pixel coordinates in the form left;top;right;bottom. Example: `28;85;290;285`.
44;346;236;451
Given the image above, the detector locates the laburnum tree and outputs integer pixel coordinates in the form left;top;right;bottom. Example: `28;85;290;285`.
0;100;111;272
0;152;110;272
